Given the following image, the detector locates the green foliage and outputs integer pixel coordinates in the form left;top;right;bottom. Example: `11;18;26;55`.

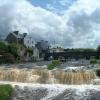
0;84;13;100
0;42;18;59
65;48;95;52
52;60;60;66
97;45;100;52
90;58;97;64
8;43;18;58
47;60;60;70
26;48;33;55
0;42;8;52
96;69;100;77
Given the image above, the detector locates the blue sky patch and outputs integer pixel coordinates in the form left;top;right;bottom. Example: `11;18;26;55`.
28;0;77;15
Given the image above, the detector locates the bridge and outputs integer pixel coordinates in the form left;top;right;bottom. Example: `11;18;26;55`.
44;51;100;60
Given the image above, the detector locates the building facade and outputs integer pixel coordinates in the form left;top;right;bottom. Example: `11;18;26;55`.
24;36;35;48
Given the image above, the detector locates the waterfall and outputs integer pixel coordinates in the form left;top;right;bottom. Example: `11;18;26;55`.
0;68;96;84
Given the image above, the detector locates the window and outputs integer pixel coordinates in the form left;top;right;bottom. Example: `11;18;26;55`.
27;40;29;43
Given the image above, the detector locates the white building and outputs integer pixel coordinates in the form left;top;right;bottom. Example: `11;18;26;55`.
24;36;39;61
33;47;39;61
24;36;35;48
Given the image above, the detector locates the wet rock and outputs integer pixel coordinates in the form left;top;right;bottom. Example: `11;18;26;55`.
12;86;48;100
50;89;76;100
86;90;100;100
47;89;100;100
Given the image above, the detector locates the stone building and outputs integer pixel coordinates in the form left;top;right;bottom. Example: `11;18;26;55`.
5;31;27;44
36;40;50;59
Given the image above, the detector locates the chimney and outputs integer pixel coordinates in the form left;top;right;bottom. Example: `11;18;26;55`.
23;33;27;38
13;31;19;35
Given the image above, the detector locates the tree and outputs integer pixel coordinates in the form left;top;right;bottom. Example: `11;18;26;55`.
97;45;100;52
8;43;19;58
0;42;8;52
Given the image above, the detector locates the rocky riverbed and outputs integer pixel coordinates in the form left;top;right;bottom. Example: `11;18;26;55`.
1;82;100;100
11;84;100;100
0;60;99;72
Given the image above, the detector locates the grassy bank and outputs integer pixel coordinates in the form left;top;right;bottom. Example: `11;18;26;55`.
0;84;13;100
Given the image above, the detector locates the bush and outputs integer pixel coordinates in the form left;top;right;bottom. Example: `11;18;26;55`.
0;84;13;100
90;58;97;64
0;53;15;64
8;43;19;58
47;60;60;70
0;42;8;53
52;60;60;66
26;48;33;56
96;69;100;77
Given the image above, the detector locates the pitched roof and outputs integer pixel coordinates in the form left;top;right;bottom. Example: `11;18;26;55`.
12;32;24;39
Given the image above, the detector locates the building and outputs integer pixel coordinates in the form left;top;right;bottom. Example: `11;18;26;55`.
24;36;39;61
5;31;27;45
50;47;64;53
5;31;27;61
36;40;50;58
5;31;40;61
24;36;35;48
33;47;39;61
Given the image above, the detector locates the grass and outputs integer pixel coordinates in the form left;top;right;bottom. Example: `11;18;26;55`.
0;84;13;100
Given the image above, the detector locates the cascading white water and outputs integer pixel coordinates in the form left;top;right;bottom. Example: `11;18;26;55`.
0;81;100;100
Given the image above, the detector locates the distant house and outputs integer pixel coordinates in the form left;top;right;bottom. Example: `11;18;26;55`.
5;31;27;45
33;47;39;61
5;31;40;61
5;31;27;61
50;47;64;53
24;36;39;61
24;36;35;48
36;40;50;59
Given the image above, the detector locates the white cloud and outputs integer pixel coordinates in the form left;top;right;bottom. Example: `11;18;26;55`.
59;0;70;6
62;0;100;48
0;0;65;43
0;0;100;48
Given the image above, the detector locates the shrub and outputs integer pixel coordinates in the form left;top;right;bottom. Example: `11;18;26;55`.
2;53;15;63
0;84;13;100
0;42;8;53
8;43;19;58
26;48;33;56
90;58;97;64
96;69;100;77
52;60;60;66
47;63;55;70
47;60;60;70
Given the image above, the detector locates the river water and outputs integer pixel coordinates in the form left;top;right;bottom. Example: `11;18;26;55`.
0;62;100;100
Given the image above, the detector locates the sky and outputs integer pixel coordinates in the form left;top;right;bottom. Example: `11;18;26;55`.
0;0;100;48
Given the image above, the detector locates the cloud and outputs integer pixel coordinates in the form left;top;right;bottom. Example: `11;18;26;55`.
0;0;65;43
0;0;100;48
62;0;100;48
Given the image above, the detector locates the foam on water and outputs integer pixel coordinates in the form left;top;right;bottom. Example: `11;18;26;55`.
0;81;100;100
